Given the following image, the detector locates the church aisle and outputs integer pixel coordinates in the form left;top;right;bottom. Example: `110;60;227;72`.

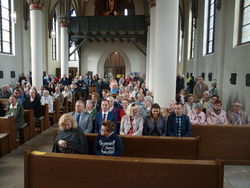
0;126;56;188
0;125;249;188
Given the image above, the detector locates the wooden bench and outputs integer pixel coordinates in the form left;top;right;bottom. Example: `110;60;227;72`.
0;116;17;151
86;133;200;159
192;124;250;164
0;133;9;157
53;100;60;124
24;150;223;188
24;109;35;139
19;122;29;144
41;104;50;129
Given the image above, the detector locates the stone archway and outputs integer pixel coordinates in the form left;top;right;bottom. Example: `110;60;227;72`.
104;52;125;77
97;47;131;77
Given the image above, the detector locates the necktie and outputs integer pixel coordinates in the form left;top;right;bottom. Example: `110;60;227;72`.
103;113;106;121
77;113;81;125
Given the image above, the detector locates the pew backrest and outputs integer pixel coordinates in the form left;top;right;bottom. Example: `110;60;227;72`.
86;133;200;159
24;109;35;139
24;150;223;188
0;116;17;151
192;124;250;164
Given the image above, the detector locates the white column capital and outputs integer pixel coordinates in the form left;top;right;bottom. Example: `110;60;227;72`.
27;0;45;10
59;18;70;27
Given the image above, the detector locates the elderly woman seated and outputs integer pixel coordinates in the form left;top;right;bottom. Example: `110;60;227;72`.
227;100;249;125
206;100;228;125
143;103;167;136
53;113;88;154
188;103;206;125
40;90;53;113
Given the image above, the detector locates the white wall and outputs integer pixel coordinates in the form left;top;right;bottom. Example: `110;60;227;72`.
0;0;31;86
80;41;146;77
182;0;250;114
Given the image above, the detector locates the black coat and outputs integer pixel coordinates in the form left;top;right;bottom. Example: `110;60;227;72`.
53;126;88;154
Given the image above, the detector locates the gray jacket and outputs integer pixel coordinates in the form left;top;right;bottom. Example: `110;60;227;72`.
70;111;93;133
143;116;167;136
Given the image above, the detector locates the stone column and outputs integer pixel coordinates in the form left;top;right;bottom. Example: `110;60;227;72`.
148;0;156;91
29;1;44;88
154;0;179;107
60;18;69;77
145;25;150;87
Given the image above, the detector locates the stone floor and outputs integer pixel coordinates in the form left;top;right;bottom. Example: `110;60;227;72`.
0;126;249;188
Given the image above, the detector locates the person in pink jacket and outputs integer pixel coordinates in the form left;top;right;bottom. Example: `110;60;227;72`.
188;103;206;125
206;100;228;125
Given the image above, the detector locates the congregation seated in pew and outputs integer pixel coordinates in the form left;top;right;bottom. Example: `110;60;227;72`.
120;102;144;136
167;103;192;137
206;99;228;125
53;113;88;154
23;88;42;125
143;103;167;136
40;90;53;113
188;103;206;125
5;95;25;140
94;120;123;156
70;100;93;133
227;100;249;125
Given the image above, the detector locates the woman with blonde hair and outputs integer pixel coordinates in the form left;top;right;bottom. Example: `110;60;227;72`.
53;113;88;154
120;103;144;135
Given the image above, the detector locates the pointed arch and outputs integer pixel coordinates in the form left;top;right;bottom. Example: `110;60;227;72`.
97;48;131;77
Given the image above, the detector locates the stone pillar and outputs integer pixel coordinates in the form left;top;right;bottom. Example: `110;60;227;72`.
60;19;69;77
29;1;44;88
148;0;156;91
145;25;150;87
154;0;179;107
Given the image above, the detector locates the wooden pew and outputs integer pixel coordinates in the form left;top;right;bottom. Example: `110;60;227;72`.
19;122;29;144
24;150;223;188
0;133;9;157
53;100;60;123
41;104;50;129
62;96;69;114
88;86;96;97
24;109;35;139
0;116;17;151
86;133;200;160
192;124;250;164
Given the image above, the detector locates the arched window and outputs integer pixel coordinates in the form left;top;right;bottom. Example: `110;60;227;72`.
239;0;250;44
203;0;216;54
69;9;78;61
51;10;57;60
0;0;13;54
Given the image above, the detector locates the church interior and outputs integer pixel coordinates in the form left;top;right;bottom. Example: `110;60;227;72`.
0;0;250;187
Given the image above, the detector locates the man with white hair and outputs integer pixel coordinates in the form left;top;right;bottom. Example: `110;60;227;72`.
227;100;249;125
40;90;54;113
0;84;11;98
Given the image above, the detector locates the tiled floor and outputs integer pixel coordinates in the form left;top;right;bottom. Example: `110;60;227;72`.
0;126;249;188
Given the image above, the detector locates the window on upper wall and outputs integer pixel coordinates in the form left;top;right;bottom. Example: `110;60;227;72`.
203;0;216;55
239;0;250;44
206;0;216;54
0;0;12;54
190;16;196;59
51;11;57;60
69;9;79;61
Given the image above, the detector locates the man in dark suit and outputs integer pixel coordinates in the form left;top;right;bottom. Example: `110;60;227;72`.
70;100;93;133
95;99;117;133
60;74;70;86
167;103;192;137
